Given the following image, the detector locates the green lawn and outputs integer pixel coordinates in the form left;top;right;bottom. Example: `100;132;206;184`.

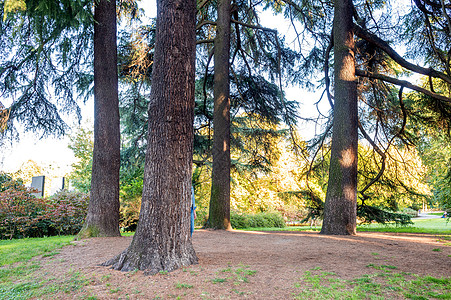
240;217;451;234
0;219;449;299
0;235;74;266
357;217;451;234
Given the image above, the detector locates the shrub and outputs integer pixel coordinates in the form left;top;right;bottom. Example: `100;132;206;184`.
0;181;89;239
401;207;419;217
120;196;141;232
231;211;285;229
231;211;250;229
45;190;89;235
0;181;47;239
194;208;208;227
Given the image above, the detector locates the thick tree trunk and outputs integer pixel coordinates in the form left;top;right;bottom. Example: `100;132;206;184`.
320;0;358;235
104;0;198;274
79;0;120;237
207;0;232;230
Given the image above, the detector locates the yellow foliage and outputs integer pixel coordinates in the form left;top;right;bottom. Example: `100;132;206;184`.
3;0;26;21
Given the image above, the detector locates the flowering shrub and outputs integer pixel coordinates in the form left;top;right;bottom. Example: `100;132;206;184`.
0;181;47;239
0;178;89;239
45;190;89;235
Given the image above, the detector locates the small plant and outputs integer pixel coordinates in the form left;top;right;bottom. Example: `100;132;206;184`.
211;277;227;284
366;264;397;270
101;274;111;282
159;270;169;275
175;282;193;289
110;287;121;293
432;248;442;252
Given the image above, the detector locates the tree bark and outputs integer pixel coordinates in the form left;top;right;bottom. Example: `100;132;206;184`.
207;0;232;230
79;0;120;237
320;0;358;235
104;0;198;274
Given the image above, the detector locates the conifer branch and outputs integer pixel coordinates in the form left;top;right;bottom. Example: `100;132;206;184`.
354;24;451;84
358;120;386;200
356;69;451;103
196;39;214;45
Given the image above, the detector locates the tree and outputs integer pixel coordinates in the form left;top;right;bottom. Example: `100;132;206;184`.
0;0;93;139
319;0;358;235
207;0;233;230
79;0;121;237
68;126;93;193
104;0;198;274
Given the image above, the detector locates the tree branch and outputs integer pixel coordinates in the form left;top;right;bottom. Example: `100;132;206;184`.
356;69;451;103
358;121;386;199
230;18;277;34
196;20;216;30
324;30;334;109
354;23;451;84
196;39;214;45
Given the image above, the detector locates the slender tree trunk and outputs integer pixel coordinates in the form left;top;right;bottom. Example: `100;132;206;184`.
79;0;120;237
207;0;232;230
104;0;198;274
320;0;358;235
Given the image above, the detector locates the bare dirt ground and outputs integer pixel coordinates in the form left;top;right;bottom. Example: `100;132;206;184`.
36;230;451;299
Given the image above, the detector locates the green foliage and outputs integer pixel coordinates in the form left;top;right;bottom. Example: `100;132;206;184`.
45;190;89;235
417;133;451;211
230;211;285;229
67;126;93;193
357;205;413;226
118;167;144;231
0;180;47;239
0;180;89;239
1;0;94;137
0;172;23;191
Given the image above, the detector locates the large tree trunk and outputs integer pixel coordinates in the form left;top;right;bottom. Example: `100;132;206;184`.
207;0;232;230
320;0;358;235
79;0;120;237
103;0;198;274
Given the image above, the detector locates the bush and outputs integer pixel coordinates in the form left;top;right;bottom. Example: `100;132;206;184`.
45;190;89;235
401;207;419;217
0;181;47;239
231;211;285;229
194;208;208;227
0;180;89;239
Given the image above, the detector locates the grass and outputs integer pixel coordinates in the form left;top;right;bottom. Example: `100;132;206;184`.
0;219;448;299
294;266;451;300
0;235;98;300
0;235;74;266
240;216;451;234
357;218;451;234
214;264;257;286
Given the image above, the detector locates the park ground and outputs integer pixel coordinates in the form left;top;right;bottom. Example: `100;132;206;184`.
8;227;450;299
